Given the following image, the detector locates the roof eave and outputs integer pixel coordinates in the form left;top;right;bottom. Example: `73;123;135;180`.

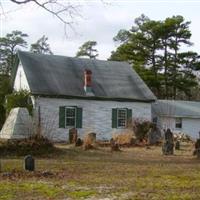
31;93;156;103
158;114;200;119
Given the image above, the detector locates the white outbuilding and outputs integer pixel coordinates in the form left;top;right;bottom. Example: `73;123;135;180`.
152;100;200;139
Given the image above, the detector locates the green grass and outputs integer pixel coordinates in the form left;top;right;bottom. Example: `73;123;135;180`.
68;190;96;198
0;181;63;199
0;142;200;199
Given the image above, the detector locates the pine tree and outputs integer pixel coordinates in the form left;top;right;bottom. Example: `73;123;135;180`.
76;41;98;59
30;35;53;54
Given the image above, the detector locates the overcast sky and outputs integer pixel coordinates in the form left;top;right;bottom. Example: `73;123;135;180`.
1;0;200;60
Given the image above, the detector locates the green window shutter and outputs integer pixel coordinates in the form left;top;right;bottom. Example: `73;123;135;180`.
76;107;83;128
59;106;65;128
127;109;132;120
112;108;118;128
127;108;132;127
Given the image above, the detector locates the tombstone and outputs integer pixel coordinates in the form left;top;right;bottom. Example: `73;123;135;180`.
164;129;174;143
162;129;174;155
86;132;96;144
75;138;83;147
196;149;200;159
147;125;162;145
193;139;200;158
110;138;120;151
83;133;97;150
69;128;78;144
24;155;35;171
73;129;78;143
195;139;200;149
175;141;180;150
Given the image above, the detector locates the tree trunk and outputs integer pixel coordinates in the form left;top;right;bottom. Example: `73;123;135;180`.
164;41;168;99
152;45;159;97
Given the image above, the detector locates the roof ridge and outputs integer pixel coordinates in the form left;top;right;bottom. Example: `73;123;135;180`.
18;50;130;65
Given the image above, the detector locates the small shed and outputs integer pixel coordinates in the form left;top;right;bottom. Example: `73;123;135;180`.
0;107;32;139
152;100;200;139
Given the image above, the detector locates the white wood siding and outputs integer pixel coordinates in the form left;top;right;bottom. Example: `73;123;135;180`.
13;62;30;91
35;97;152;141
157;116;200;139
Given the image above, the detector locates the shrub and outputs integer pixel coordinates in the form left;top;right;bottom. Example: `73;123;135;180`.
132;118;153;141
5;90;33;115
112;132;136;146
75;138;83;146
0;105;6;130
0;74;12;129
0;134;55;156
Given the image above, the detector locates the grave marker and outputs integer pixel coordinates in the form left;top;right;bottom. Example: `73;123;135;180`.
24;155;35;171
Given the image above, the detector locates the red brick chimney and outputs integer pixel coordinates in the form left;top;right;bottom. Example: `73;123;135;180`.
84;69;92;93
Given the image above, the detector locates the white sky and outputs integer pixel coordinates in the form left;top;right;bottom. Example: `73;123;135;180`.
1;0;200;60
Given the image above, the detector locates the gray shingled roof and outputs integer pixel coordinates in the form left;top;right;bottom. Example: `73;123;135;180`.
152;100;200;118
17;51;156;101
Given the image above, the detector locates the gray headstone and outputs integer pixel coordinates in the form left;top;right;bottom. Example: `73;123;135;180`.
147;126;162;145
110;138;120;151
69;128;78;144
87;132;96;143
162;129;174;155
175;141;180;150
193;139;200;158
24;155;35;171
75;138;83;146
197;149;200;158
165;129;173;143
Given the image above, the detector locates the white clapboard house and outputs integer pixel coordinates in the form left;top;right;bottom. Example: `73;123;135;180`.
12;51;156;141
152;100;200;139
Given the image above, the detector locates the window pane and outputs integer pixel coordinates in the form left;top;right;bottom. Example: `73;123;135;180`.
176;118;181;123
117;109;127;128
175;118;182;128
118;119;126;127
66;108;75;117
66;117;75;126
118;109;126;118
65;107;76;127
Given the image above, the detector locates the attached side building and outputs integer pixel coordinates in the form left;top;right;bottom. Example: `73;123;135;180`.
12;51;156;141
152;100;200;139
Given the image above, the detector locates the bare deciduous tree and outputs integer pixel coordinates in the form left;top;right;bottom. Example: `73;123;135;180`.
2;0;83;33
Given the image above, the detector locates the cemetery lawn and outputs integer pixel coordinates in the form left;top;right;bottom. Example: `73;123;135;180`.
1;142;200;200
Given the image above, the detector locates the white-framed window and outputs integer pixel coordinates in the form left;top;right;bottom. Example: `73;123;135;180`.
117;108;127;128
65;107;76;127
175;118;182;129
